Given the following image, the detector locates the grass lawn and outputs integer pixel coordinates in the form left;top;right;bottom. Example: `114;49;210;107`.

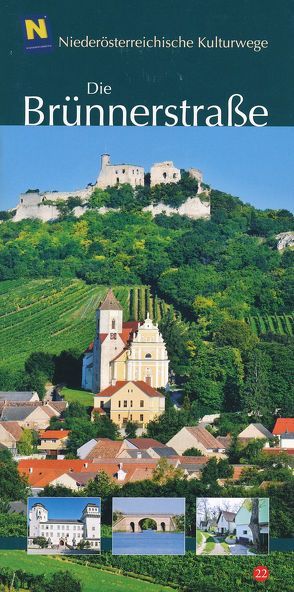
61;387;94;406
0;551;174;592
201;535;216;555
196;530;203;545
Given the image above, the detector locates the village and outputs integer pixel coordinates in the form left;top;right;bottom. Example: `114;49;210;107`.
0;290;293;498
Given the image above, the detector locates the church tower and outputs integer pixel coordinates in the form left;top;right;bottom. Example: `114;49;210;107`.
28;503;48;540
92;289;125;393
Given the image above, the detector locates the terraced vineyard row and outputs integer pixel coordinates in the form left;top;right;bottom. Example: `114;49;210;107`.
0;280;168;370
247;313;293;336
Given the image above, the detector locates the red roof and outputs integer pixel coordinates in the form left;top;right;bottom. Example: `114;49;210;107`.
18;458;159;487
39;430;70;440
96;380;164;398
18;459;96;487
263;448;294;455
272;418;294;435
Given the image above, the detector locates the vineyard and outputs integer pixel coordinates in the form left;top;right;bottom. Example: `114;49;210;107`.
0;280;168;371
246;313;293;337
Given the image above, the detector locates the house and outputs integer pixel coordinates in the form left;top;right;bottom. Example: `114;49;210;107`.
175;456;210;479
272;418;294;448
238;423;273;446
217;510;236;535
0;403;59;430
77;438;127;460
0;392;39;403
38;429;70;457
0;421;23;453
18;457;160;493
280;432;294;449
166;426;226;456
145;446;177;459
28;501;101;551
82;290;169;393
199;518;217;531
93;380;165;429
235;499;269;547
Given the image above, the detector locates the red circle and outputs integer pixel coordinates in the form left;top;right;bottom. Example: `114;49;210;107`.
253;566;269;582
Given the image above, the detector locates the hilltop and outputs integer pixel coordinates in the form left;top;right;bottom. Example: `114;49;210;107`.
0;187;293;422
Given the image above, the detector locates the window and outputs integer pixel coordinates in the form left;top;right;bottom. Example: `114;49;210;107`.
123;400;127;408
243;530;247;534
118;414;120;420
140;400;144;407
111;318;116;329
100;401;104;408
163;172;167;179
140;414;144;422
118;401;121;407
145;353;152;359
110;333;117;340
116;177;119;183
130;400;133;407
130;414;133;420
122;169;125;174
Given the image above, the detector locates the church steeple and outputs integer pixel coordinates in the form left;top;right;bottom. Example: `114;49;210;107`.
99;289;123;311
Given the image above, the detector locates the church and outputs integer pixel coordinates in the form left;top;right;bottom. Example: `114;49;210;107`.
82;290;169;394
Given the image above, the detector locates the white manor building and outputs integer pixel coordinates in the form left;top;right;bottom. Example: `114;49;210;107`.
28;501;101;552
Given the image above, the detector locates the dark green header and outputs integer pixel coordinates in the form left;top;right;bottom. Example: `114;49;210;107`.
2;0;294;125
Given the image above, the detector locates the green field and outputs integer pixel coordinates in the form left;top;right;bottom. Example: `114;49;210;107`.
0;279;169;371
61;387;94;406
0;551;174;592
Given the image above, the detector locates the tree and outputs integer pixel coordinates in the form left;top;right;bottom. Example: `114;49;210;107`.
241;349;271;417
248;498;261;550
183;447;204;456
214;320;258;356
152;458;185;485
25;352;55;381
93;414;119;439
85;471;119;498
32;536;49;548
17;428;34;455
124;420;138;438
46;571;82;592
0;450;29;500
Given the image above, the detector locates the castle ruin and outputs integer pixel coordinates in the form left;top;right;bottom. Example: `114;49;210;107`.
12;154;210;222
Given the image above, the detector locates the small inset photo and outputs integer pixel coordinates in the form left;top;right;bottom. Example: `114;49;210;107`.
196;497;269;556
27;497;101;554
112;497;185;555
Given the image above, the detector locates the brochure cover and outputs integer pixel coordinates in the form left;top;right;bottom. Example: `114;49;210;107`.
0;1;293;591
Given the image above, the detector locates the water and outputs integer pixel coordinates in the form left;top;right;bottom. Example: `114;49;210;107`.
112;531;185;555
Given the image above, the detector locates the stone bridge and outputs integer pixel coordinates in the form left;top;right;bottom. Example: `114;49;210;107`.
113;513;178;533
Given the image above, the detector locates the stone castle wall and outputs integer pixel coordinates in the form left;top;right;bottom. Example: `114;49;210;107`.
12;154;209;222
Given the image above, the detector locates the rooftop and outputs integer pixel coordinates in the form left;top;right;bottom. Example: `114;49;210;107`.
185;425;223;450
39;430;70;440
0;392;38;402
99;289;123;311
272;418;294;435
96;380;164;399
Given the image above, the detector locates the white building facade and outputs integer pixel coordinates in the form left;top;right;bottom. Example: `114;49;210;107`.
28;502;101;551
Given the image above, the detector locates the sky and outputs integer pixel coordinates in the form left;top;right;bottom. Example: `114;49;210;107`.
28;497;101;519
0;126;293;212
113;497;185;515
